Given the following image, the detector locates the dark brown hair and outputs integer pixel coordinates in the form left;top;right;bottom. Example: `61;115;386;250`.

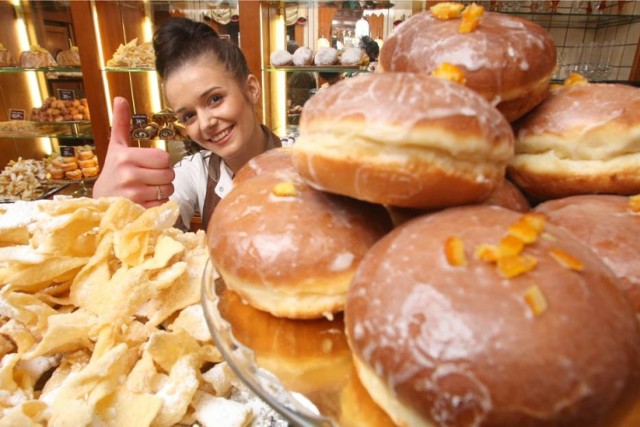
153;17;250;84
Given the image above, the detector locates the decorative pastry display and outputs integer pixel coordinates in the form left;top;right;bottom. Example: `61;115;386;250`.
292;72;514;210
536;194;640;315
30;97;90;122
0;158;46;201
345;205;640;427
378;3;556;121
19;44;57;68
0;42;17;67
56;45;81;67
46;145;99;180
509;83;640;201
106;38;155;68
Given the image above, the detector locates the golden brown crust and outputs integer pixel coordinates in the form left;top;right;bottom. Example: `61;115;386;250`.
208;171;392;319
509;83;640;200
293;73;514;210
378;11;556;121
535;194;640;316
345;205;640;426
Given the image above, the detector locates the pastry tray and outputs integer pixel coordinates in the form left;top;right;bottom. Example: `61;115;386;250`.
201;260;396;427
0;182;69;203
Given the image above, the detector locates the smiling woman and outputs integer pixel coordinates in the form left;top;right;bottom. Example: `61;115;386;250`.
92;18;287;230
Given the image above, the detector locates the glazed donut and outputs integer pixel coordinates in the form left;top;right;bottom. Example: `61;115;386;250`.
207;171;392;319
535;194;640;316
292;72;514;209
61;156;77;164
64;169;82;180
233;147;296;185
482;178;530;213
314;47;338;66
292;46;313;66
508;83;640;201
77;149;94;160
78;158;97;168
61;161;78;172
270;49;293;67
378;9;556;122
386;178;530;227
46;165;64;180
81;166;99;178
340;47;364;66
345;205;640;427
217;283;351;394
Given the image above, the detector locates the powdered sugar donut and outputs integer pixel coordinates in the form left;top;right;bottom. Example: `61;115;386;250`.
293;46;313;66
341;47;364;66
314;47;338;66
270;49;293;67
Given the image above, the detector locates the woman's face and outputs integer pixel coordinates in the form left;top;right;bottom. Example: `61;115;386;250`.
164;53;261;162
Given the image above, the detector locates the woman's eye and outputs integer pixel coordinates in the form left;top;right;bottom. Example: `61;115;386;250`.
208;94;223;106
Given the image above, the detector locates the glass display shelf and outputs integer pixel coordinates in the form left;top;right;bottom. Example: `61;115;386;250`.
0;121;92;139
0;66;82;73
265;65;369;73
507;11;640;29
104;66;156;72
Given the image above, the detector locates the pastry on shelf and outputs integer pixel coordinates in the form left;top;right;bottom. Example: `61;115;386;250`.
56;45;81;67
0;43;17;67
19;44;57;68
106;38;155;68
30;97;90;122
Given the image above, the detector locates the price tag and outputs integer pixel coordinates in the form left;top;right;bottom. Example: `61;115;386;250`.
132;114;148;129
57;89;76;101
9;109;25;120
60;146;76;157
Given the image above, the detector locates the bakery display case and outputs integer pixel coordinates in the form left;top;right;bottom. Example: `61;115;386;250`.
0;1;94;172
261;0;640;136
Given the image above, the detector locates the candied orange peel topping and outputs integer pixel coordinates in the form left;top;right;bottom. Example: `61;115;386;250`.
564;72;588;87
459;3;484;33
475;244;499;263
272;181;297;197
629;194;640;212
499;235;525;258
549;248;584;271
432;62;467;84
445;236;467;267
508;213;546;244
430;2;465;19
497;254;537;279
524;285;548;317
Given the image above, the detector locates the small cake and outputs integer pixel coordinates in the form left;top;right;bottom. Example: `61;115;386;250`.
56;46;81;67
0;43;17;67
19;45;57;68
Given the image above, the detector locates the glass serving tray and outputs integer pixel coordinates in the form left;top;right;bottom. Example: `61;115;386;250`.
201;260;396;427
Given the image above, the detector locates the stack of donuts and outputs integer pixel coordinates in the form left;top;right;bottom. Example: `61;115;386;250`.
47;146;99;180
210;2;640;426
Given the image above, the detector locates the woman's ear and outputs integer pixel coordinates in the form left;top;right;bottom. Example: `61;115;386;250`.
245;74;261;104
